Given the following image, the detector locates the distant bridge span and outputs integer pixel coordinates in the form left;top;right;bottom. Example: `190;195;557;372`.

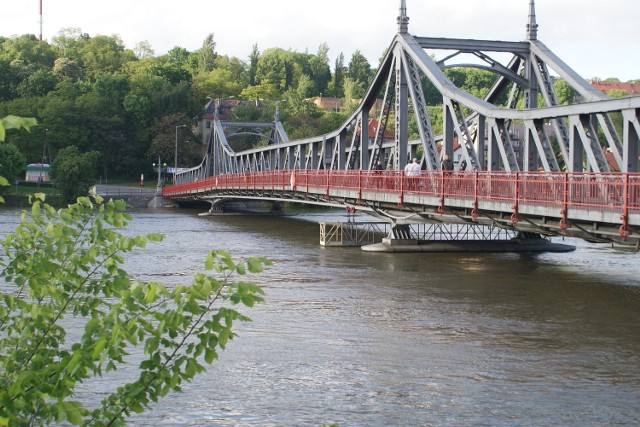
164;0;640;247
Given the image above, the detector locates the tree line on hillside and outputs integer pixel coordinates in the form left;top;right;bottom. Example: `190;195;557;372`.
0;29;632;192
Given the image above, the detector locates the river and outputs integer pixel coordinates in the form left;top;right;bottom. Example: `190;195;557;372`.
1;205;639;426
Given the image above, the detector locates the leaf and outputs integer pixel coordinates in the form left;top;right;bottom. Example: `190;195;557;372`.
63;401;84;425
92;337;107;359
129;401;145;413
236;263;246;275
218;329;230;348
67;352;83;375
204;347;218;364
204;254;214;270
85;318;100;335
31;201;41;217
247;256;271;273
185;359;197;378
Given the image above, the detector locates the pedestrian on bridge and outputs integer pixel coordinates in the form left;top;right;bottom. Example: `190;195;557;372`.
404;158;421;190
373;159;385;188
441;154;454;193
441;154;454;172
404;160;413;175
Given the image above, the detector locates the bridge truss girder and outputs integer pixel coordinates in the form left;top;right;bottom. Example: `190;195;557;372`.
175;1;640;188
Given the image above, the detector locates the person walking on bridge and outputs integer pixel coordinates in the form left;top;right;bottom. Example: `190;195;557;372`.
441;153;454;193
441;153;454;172
373;159;385;188
405;158;420;190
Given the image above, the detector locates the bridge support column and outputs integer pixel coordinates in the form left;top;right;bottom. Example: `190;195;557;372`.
205;200;224;215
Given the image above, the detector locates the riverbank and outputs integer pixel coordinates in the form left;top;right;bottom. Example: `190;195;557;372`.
2;194;62;208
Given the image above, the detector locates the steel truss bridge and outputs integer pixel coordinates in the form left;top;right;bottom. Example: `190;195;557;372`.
164;0;640;247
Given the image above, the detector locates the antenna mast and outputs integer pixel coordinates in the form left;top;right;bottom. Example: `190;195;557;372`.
397;0;409;34
39;0;43;41
526;0;538;40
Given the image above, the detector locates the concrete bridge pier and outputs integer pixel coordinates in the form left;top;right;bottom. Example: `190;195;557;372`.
147;184;165;208
203;200;224;215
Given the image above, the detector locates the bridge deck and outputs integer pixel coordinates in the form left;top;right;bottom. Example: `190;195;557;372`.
164;170;640;245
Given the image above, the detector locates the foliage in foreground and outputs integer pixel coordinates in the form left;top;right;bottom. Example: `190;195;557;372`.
0;195;270;426
0;115;38;203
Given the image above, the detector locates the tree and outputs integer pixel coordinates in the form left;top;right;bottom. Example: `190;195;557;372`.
52;57;84;81
197;33;217;74
554;78;576;105
0;194;269;425
330;52;346;98
309;43;331;96
15;69;59;98
52;145;100;204
0;100;47;163
0;59;20;101
51;27;88;60
255;48;291;92
0;118;269;425
342;76;364;110
133;40;155;59
347;50;372;90
78;35;135;79
458;68;498;100
283;113;325;140
213;55;249;88
166;46;191;68
248;44;260;86
607;89;628;98
147;113;199;168
240;83;279;103
93;72;130;115
0;142;26;194
0;35;57;71
0;115;38;201
191;68;244;100
285;74;321;117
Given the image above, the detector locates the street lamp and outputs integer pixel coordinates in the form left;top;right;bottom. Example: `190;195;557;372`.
258;99;287;122
175;124;186;183
274;99;286;122
152;157;167;196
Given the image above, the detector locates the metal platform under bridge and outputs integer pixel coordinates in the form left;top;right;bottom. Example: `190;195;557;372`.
320;221;575;253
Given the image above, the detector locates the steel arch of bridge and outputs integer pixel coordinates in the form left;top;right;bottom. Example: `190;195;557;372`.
166;0;640;245
176;0;640;183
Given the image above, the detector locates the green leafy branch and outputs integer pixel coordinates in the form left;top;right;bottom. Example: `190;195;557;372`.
0;115;37;143
0;115;37;203
0;195;270;426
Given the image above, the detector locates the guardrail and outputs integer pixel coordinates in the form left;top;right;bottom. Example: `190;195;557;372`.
163;170;640;238
165;170;638;211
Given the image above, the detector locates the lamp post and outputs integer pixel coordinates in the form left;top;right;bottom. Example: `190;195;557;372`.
152;157;166;196
270;99;287;144
175;124;186;183
274;99;286;122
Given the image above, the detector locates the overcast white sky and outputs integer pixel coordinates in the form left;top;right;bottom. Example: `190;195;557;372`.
4;0;639;81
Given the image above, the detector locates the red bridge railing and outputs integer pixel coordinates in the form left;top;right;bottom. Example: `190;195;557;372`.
165;170;639;209
163;170;640;236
